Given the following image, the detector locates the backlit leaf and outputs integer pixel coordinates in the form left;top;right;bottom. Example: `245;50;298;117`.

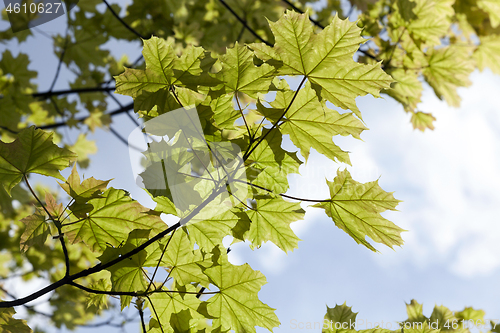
313;169;404;251
0;126;76;195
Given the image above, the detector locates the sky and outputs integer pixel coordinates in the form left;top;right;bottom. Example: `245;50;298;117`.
2;2;500;333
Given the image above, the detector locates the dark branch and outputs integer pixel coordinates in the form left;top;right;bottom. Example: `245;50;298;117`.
32;86;116;99
48;25;70;93
281;0;325;28
37;102;133;130
0;186;226;308
218;0;273;46
102;0;147;39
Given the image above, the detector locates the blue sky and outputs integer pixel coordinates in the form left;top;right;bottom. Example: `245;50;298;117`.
2;3;500;332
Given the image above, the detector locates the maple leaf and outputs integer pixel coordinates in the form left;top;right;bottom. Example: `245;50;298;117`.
423;46;475;107
411;111;436;131
322;302;358;333
19;208;51;253
251;11;393;118
59;165;111;218
0;126;76;195
246;127;302;194
216;42;275;98
474;35;500;75
63;188;167;253
313;169;404;251
146;284;202;333
146;229;212;287
477;0;500;28
406;299;427;323
245;197;304;252
0;307;32;333
185;209;241;251
115;36;219;99
204;252;279;333
270;81;366;163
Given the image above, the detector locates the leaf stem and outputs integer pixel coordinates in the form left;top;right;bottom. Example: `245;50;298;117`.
243;76;307;161
146;229;176;293
0;186;226;308
236;94;254;142
23;175;71;277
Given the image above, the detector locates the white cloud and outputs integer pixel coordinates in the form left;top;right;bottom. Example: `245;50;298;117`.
361;70;500;277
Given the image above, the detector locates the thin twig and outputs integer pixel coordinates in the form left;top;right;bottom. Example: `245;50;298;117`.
281;0;325;28
37;102;133;130
0;186;226;308
218;0;273;46
48;28;69;93
235;94;253;141
102;0;147;39
147;229;177;293
33;86;116;99
137;300;147;333
146;295;165;333
109;126;143;152
243;76;307;161
24;175;71;277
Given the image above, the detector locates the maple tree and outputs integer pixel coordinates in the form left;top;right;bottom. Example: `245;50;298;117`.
0;0;499;332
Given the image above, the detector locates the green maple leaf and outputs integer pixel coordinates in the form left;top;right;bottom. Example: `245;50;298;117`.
85;279;111;310
477;0;500;28
403;0;454;46
185;209;241;251
410;111;436;131
423;46;475;107
19;209;51;252
322;302;358;333
0;126;77;195
100;248;148;309
0;307;32;333
60;29;109;70
246;127;301;193
97;230;153;309
115;36;219;98
252;11;393;118
313;169;404;251
383;69;422;112
216;42;275;98
429;305;456;329
245;197;304;252
0;50;37;88
152;194;178;216
66;134;97;169
270;81;366;163
150;229;212;287
147;284;202;333
474;35;500;75
59;165;111;218
456;307;485;322
204;251;279;333
63;188;167;253
406;299;427;323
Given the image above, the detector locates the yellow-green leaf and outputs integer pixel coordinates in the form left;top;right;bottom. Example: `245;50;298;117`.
0;126;77;195
313;169;404;251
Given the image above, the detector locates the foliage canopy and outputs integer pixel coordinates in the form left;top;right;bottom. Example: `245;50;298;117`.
0;0;499;332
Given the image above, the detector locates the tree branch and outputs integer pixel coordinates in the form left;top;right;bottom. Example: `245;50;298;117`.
32;86;116;99
24;175;71;277
281;0;325;28
102;0;147;40
218;0;273;46
37;102;133;130
0;186;226;308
